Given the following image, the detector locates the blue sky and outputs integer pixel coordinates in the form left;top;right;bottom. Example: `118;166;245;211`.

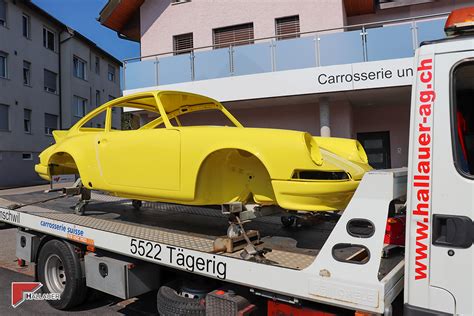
33;0;140;62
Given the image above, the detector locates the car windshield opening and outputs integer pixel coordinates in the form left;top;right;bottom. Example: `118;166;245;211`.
172;108;237;127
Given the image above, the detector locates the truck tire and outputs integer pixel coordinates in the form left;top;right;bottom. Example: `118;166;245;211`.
37;239;87;310
156;280;206;316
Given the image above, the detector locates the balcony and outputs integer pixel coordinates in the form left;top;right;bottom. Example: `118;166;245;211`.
123;14;447;91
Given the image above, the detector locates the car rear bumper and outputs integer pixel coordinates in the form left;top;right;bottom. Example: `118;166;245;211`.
272;179;359;212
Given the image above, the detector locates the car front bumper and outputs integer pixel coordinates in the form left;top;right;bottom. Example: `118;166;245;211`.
272;179;359;212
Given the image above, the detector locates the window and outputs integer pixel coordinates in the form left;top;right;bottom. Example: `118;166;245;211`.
22;153;32;160
22;14;30;38
275;15;300;40
43;27;55;51
107;64;115;82
173;33;193;55
24;109;31;133
0;104;8;131
95;56;100;74
95;90;101;107
23;61;31;86
44;113;58;135
108;95;115;101
0;51;7;78
111;101;159;131
44;69;57;93
73;96;87;117
73;56;87;80
452;61;474;176
80;108;106;130
213;23;254;49
0;0;6;26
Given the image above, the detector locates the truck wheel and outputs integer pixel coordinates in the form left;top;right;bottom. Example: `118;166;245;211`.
156;280;207;316
37;239;87;310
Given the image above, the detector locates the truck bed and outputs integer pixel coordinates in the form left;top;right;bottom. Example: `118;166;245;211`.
0;170;406;314
0;187;402;275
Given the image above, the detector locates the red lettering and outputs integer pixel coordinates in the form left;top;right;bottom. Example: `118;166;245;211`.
418;161;430;174
418;58;433;72
417;189;430;202
419;133;431;146
413;203;429;216
418;123;430;132
419;104;432;116
420;90;436;103
418;147;430;160
420;71;432;83
414;221;429;280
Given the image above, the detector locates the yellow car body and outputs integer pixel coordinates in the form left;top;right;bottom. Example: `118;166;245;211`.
35;90;372;212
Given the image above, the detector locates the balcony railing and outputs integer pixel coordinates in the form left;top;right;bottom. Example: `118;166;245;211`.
123;13;448;91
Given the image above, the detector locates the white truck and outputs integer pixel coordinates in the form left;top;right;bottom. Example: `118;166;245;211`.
0;6;473;316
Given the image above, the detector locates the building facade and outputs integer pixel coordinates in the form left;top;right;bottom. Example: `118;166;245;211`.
100;0;472;170
0;0;121;188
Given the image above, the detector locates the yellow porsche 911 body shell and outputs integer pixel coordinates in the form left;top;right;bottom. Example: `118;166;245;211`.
35;90;372;212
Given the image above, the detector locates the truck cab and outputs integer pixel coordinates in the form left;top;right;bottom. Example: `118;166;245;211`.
405;7;474;315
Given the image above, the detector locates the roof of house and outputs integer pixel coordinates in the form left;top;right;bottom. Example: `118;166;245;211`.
23;0;123;66
98;0;143;42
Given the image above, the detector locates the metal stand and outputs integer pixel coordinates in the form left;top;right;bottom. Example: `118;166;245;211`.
45;178;91;216
220;202;273;262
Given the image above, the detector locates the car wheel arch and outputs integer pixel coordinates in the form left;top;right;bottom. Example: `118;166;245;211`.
193;148;275;204
48;151;82;179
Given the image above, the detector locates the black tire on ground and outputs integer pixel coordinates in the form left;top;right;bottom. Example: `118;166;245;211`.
156;280;206;316
37;239;87;310
281;215;295;227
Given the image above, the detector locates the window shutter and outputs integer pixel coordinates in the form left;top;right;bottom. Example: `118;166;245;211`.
0;1;6;22
0;53;6;77
0;104;8;131
276;15;300;40
44;69;57;91
45;113;58;129
213;23;254;49
173;33;193;55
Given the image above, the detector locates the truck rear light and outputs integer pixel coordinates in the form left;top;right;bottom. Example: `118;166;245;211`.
445;6;474;36
267;301;337;315
384;216;406;246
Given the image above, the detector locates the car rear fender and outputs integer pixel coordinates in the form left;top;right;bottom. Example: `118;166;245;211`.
48;151;81;177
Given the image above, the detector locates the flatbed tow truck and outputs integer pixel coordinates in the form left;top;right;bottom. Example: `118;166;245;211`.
1;7;474;316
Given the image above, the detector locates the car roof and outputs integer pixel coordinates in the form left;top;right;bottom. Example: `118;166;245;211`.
119;90;219;114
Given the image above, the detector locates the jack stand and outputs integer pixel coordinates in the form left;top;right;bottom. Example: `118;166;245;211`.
220;203;270;261
45;178;91;216
73;183;91;216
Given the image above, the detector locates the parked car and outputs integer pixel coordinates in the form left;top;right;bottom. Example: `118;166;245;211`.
35;90;372;212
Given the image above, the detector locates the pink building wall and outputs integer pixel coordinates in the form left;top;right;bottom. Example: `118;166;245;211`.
352;102;411;168
347;0;473;25
230;101;410;168
140;0;346;56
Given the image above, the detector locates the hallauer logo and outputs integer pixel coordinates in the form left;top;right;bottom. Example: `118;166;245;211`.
11;282;60;308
